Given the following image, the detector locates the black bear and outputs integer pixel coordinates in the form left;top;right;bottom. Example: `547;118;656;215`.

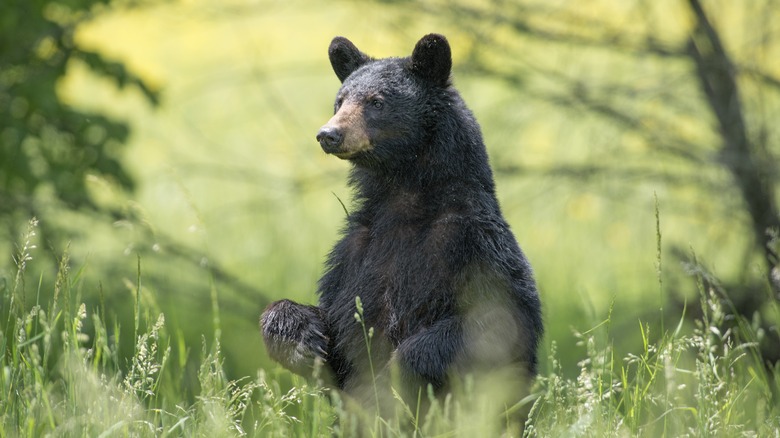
261;34;542;405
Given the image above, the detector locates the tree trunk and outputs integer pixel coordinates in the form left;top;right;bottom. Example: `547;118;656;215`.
686;0;780;295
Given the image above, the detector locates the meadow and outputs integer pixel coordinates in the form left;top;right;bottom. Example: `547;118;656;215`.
2;0;780;435
1;217;778;436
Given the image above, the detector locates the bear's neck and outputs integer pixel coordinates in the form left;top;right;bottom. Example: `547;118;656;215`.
347;145;498;224
347;164;499;228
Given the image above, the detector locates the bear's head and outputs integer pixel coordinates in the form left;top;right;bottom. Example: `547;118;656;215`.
316;34;452;166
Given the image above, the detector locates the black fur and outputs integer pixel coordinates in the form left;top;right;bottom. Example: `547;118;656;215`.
261;34;542;404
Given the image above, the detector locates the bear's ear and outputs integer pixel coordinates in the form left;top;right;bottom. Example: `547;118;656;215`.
329;36;371;83
410;33;452;86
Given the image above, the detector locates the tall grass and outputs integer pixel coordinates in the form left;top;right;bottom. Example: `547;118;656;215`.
1;218;778;436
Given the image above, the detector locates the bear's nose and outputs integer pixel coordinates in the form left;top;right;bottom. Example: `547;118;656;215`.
317;127;343;153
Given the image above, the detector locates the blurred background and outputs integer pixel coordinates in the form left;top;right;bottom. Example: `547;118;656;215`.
2;0;779;391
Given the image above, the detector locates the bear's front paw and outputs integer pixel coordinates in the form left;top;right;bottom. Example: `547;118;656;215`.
260;300;329;376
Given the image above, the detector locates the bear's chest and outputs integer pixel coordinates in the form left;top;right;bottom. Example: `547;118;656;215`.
334;214;461;342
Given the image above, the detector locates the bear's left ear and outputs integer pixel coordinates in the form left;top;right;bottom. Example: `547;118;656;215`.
410;34;452;86
329;36;371;83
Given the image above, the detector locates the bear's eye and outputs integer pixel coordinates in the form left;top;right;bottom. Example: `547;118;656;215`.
370;99;384;110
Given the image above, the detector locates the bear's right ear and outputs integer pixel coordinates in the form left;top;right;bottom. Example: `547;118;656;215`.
328;36;371;83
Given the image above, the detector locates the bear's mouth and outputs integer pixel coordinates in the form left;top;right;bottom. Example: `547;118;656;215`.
327;140;372;160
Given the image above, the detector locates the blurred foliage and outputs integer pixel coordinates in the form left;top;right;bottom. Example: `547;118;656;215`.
0;0;158;242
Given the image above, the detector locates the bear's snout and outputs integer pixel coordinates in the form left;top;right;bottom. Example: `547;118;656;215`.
317;101;371;158
317;126;343;153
